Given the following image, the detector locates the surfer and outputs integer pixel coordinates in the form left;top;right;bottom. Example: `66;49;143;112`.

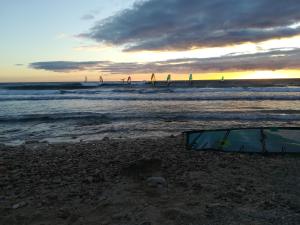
99;76;104;84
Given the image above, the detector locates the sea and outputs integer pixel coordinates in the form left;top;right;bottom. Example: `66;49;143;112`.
1;82;300;145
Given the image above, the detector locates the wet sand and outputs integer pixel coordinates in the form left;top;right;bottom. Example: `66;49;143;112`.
0;136;299;225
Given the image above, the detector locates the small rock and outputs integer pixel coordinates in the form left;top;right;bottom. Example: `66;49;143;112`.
112;213;124;220
87;176;94;183
68;214;80;224
12;201;27;209
57;208;71;219
47;193;58;201
163;208;194;221
24;140;39;145
146;177;167;188
236;186;246;193
53;177;62;184
206;203;226;208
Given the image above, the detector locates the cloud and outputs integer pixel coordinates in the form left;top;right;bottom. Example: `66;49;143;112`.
81;14;95;20
81;0;300;51
30;48;300;74
15;64;23;66
29;61;106;72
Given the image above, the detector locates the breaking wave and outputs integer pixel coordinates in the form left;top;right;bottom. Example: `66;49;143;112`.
1;95;300;101
1;111;300;123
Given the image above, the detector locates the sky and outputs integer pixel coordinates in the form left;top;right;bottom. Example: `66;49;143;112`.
1;0;300;82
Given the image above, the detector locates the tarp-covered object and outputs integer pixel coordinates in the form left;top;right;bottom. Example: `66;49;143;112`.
185;128;300;153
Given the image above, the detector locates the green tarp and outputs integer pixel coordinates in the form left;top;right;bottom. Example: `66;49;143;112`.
185;128;300;153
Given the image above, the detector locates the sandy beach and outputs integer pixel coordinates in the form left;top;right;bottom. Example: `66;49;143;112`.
0;136;299;225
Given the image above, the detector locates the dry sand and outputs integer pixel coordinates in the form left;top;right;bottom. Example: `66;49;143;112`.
0;136;299;225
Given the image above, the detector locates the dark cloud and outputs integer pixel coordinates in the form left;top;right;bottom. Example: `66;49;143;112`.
81;14;95;20
29;61;107;72
81;0;300;51
15;64;23;66
30;49;300;74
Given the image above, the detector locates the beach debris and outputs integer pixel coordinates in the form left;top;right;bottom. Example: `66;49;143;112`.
146;177;167;188
12;201;27;209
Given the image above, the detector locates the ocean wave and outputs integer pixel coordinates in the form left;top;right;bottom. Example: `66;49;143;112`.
59;86;300;95
1;82;300;93
0;82;143;91
0;90;61;95
1;95;300;101
1;111;300;123
0;112;110;122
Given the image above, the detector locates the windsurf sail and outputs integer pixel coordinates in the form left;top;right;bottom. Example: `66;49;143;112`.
184;127;300;153
127;76;132;84
167;74;171;85
151;73;156;86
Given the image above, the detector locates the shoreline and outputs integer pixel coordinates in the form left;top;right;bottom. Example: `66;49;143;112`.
0;136;299;224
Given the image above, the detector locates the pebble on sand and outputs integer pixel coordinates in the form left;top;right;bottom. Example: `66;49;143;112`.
146;177;167;188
